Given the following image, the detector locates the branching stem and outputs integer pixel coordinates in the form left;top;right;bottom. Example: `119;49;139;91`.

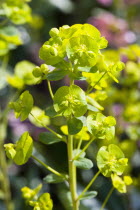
73;137;95;161
77;170;100;201
30;112;66;143
31;155;67;180
47;80;54;99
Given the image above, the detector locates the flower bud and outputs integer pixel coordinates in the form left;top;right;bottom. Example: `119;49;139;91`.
33;66;42;77
40;64;49;74
49;28;59;37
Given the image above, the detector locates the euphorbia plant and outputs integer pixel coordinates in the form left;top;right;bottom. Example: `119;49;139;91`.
4;24;132;210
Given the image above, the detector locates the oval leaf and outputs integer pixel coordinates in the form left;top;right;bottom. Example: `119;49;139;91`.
74;158;93;170
14;131;33;165
79;191;98;200
67;117;83;135
39;132;61;145
43;174;67;183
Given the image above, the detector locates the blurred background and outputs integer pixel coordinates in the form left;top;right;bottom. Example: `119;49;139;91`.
0;0;140;209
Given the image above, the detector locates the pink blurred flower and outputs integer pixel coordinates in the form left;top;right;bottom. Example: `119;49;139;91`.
97;0;113;6
88;12;136;47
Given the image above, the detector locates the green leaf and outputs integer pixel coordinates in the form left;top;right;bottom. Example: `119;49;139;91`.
73;149;86;158
9;90;33;121
104;116;116;126
45;106;58;117
105;126;115;141
39;132;61;145
46;69;69;81
29;106;50;127
13;131;33;165
79;191;98;200
87;104;99;112
67;117;83;135
14;60;39;85
74;158;93;170
53;85;87;117
43;174;67;183
3;1;32;24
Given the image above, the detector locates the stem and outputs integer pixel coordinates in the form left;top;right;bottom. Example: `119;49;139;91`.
47;81;54;99
77;170;100;201
2;54;9;70
31;155;67;179
100;186;114;210
67;134;79;210
77;138;83;151
30;113;66;143
86;72;107;94
0;143;13;210
73;137;95;161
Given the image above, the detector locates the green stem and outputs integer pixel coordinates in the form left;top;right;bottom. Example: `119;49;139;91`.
0;142;13;210
77;138;83;151
73;137;95;161
31;155;67;179
100;186;114;210
86;72;107;94
67;134;79;210
2;54;9;70
30;113;66;143
47;81;54;99
77;170;100;201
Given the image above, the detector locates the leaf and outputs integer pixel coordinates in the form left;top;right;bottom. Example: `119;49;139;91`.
46;69;69;81
9;90;34;121
45;106;58;117
14;60;39;85
29;106;50;127
43;174;67;183
87;104;99;112
39;132;61;145
79;191;98;200
67;117;83;135
13;131;33;165
73;149;86;158
74;158;93;170
104;116;116;126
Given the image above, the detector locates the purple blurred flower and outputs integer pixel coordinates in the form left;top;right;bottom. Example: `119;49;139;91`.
88;12;136;47
97;0;112;6
8;112;46;140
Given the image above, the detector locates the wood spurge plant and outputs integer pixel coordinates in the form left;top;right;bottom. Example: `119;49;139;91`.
4;24;133;210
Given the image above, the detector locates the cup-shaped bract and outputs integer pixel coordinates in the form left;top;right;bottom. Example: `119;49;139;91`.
97;144;128;177
53;85;87;117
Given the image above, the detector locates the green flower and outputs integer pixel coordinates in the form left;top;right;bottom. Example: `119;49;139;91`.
97;144;128;177
87;113;116;140
111;174;132;193
29;193;53;210
53;85;87;117
66;35;99;67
